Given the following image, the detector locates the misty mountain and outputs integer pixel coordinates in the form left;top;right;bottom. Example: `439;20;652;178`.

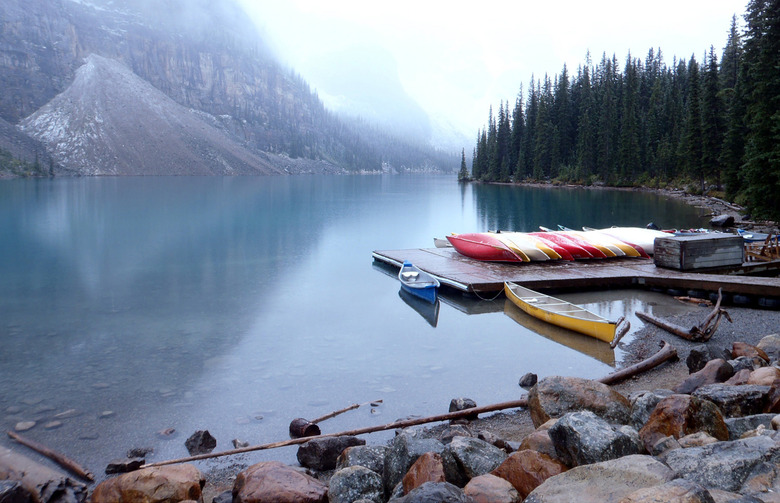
0;0;456;176
305;45;433;144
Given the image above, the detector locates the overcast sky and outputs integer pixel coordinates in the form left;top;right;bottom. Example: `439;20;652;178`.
238;0;748;142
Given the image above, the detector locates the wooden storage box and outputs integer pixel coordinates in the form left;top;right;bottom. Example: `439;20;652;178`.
654;234;744;270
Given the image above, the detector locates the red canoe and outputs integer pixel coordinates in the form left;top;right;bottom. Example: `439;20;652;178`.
446;233;525;262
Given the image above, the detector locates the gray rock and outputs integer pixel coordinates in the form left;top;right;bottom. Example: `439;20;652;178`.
449;398;478;420
439;425;473;444
757;334;780;362
692;384;772;418
329;466;383;503
620;478;716;503
184;430;216;455
629;389;674;429
710;214;735;227
518;372;538;388
725;414;777;440
687;345;714;373
548;411;641;466
524;454;674;502
104;457;145;474
664;434;780;492
296;435;365;471
383;432;445;496
388;481;472;503
528;376;631;427
336;445;387;474
729;356;766;373
443;436;507;480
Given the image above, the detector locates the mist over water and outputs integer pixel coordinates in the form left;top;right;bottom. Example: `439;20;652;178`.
0;176;706;477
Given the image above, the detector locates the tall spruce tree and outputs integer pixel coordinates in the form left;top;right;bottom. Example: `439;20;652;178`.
683;56;704;191
458;148;470;181
701;46;725;188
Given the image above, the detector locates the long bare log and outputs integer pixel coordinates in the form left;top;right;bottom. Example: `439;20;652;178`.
598;341;678;385
143;398;529;469
7;431;94;482
636;289;731;342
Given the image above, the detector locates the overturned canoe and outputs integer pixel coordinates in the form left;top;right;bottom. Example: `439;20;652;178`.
446;233;525;262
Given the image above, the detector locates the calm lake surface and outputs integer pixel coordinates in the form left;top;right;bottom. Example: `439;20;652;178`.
0;175;707;477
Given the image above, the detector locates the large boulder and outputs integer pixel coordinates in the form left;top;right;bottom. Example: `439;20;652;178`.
297;436;365;471
725;414;778;440
523;455;674;503
692;384;772;418
664;434;780;494
328;466;383;503
710;214;735;227
756;334;780;361
401;452;446;495
491;449;567;499
527;376;631;428
638;394;729;452
443;436;507;482
336;445;387;474
383;432;445;496
232;461;327;503
548;411;642;467
619;478;716;503
91;465;204;503
463;474;521;503
629;389;674;430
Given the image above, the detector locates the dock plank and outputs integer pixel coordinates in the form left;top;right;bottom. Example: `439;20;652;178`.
372;248;780;300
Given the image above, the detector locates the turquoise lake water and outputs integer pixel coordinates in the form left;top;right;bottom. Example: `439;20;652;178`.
0;175;707;477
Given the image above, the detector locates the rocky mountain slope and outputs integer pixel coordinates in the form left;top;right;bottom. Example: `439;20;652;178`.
0;0;455;176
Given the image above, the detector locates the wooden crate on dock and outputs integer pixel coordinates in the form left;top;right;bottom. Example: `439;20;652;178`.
654;234;744;270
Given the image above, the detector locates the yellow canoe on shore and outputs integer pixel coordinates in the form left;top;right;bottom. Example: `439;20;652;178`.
504;282;617;343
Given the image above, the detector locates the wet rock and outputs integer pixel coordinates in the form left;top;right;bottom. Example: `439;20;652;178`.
756;334;780;361
663;434;780;493
518;373;538;388
233;461;327;503
629;389;674;429
710;214;734;227
0;480;33;503
619;478;716;503
678;431;719;448
747;366;780;385
528;376;631;428
105;457;145;474
14;421;35;432
523;454;674;503
725;414;777;440
675;359;734;394
297;435;365;471
464;473;521;503
638;394;729;452
491;449;567;499
732;342;770;362
687;345;713;373
449;398;478;420
402;452;446;494
388;481;471;503
184;430;216;455
92;465;204;503
383;432;445;496
692;384;772;417
329;466;383;503
548;411;641;467
444;435;507;481
336;445;387;474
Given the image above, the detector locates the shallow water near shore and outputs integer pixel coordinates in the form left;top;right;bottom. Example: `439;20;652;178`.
0;175;708;479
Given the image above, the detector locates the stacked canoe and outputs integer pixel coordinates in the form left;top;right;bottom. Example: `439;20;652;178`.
446;227;669;263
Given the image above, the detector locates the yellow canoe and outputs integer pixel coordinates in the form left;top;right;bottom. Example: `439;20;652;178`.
504;282;617;343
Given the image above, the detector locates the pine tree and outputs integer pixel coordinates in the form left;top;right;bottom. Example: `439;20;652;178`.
510;87;525;180
683;56;704;191
458;148;470;181
701;46;725;189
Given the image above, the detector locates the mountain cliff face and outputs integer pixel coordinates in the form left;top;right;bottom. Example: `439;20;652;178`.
0;0;455;175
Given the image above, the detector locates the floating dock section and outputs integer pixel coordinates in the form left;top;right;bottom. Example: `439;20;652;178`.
372;247;780;308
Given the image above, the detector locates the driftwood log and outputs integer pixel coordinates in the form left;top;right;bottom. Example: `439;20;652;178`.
636;288;731;342
135;341;676;471
289;399;383;438
7;431;94;482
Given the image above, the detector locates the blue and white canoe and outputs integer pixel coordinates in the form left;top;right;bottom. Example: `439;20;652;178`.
398;261;440;304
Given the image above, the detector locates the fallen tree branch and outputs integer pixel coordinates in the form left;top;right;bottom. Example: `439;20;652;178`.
7;431;94;482
610;318;630;349
598;341;678;385
636;288;731;342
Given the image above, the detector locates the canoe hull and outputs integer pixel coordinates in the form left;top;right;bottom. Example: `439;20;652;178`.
399;261;440;304
504;282;617;343
447;233;525;262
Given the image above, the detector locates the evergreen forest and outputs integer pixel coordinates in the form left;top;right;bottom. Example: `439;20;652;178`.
466;0;780;221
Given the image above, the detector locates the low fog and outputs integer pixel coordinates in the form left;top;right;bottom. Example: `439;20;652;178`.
238;0;748;150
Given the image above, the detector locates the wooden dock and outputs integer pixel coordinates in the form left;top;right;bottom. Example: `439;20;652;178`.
372;248;780;306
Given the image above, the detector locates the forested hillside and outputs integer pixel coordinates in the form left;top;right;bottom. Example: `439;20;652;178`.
468;0;780;220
